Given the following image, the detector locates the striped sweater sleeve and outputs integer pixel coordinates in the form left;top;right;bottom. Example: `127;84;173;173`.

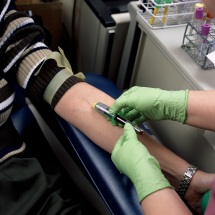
0;0;85;109
0;0;85;163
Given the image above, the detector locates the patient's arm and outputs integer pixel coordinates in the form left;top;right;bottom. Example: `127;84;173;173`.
55;82;180;159
54;82;190;179
54;82;215;213
186;90;215;131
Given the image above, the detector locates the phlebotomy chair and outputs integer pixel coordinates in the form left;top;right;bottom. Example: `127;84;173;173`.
12;73;153;215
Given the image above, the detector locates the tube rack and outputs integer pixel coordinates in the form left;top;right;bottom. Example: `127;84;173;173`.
181;21;215;70
138;0;200;29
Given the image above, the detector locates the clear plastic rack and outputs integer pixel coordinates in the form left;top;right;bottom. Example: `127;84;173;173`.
138;0;200;29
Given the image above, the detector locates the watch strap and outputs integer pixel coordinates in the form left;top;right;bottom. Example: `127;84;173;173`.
176;164;198;198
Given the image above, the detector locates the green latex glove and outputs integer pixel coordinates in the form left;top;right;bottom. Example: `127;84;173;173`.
110;87;188;125
111;123;172;202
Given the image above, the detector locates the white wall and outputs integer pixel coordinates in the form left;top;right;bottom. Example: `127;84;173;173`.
61;0;75;39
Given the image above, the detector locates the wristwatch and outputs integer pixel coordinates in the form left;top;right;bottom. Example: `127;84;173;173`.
176;164;198;198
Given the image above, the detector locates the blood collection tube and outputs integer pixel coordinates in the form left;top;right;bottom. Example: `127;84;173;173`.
195;7;204;45
198;23;210;60
189;3;203;35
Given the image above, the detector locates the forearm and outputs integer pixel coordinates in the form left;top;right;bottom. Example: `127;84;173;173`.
186;90;215;131
141;188;192;215
54;82;190;185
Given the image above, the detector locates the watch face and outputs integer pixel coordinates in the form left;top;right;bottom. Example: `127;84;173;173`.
185;169;194;178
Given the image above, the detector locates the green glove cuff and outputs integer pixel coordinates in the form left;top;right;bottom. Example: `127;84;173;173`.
130;156;173;202
135;162;173;202
164;89;188;123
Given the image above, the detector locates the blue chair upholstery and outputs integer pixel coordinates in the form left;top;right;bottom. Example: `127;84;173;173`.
11;73;144;215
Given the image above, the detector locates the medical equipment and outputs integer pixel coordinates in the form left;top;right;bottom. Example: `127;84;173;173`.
94;102;144;134
182;19;215;70
139;0;199;29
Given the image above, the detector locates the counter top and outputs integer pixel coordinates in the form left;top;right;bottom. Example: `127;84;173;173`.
136;11;215;90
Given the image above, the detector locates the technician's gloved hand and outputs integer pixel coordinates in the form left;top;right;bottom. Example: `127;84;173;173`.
111;123;172;202
109;87;188;125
